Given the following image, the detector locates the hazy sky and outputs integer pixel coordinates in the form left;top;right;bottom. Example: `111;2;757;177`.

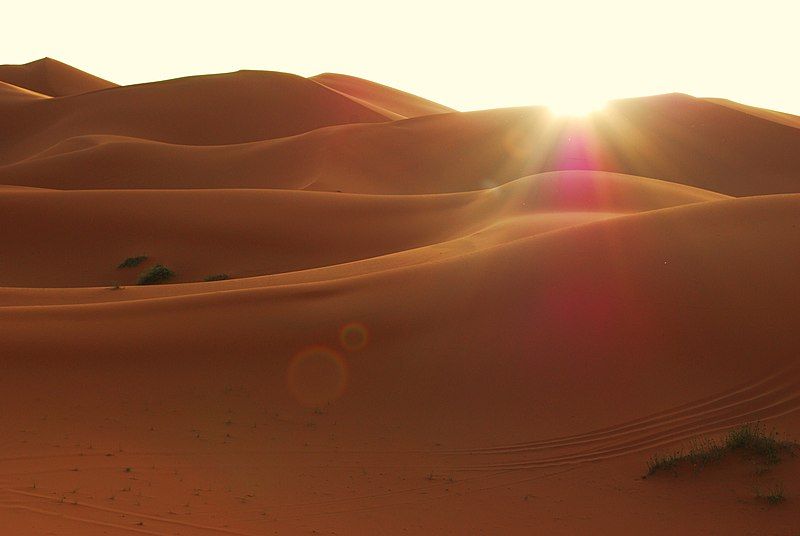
3;0;799;114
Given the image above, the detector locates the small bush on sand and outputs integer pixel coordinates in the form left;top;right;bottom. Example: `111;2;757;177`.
646;423;796;476
756;483;786;505
203;273;230;282
137;264;174;285
646;451;683;475
118;255;148;268
724;424;788;464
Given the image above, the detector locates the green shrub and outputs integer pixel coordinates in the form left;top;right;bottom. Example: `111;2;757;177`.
137;264;174;285
646;423;796;476
203;273;230;282
117;255;148;268
724;423;786;464
646;451;683;475
756;483;786;505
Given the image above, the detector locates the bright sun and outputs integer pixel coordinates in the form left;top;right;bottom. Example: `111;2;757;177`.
547;98;607;117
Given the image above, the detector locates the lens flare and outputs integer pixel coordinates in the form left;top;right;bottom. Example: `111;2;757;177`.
286;346;348;407
339;321;369;351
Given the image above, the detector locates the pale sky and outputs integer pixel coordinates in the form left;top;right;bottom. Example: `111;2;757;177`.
3;0;799;114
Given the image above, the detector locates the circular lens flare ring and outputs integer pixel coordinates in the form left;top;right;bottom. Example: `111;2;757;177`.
286;345;348;407
339;322;369;351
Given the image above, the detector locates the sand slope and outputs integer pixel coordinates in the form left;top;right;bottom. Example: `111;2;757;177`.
0;81;49;102
704;98;800;129
0;59;799;535
0;69;392;165
0;171;726;288
312;73;455;118
1;95;798;195
0;57;116;96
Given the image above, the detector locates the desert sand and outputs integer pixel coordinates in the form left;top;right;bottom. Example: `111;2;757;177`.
0;58;798;535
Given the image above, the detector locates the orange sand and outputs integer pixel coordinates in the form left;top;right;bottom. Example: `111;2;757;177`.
0;59;799;535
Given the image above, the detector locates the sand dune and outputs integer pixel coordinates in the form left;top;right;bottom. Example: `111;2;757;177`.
312;73;455;118
0;70;392;165
704;98;800;129
0;59;799;535
0;171;726;288
0;80;49;102
1;94;797;195
0;57;116;96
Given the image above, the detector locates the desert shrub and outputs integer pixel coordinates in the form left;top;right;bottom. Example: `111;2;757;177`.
646;423;796;476
756;483;786;505
118;255;148;268
724;423;787;464
203;273;230;282
137;264;174;285
646;451;683;475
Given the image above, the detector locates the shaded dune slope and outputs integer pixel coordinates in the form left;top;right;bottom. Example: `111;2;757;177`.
1;94;797;195
704;97;800;129
312;72;456;118
0;80;49;102
0;70;392;164
0;57;117;96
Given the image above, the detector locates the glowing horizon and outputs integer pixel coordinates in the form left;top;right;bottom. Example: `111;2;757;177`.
3;0;799;115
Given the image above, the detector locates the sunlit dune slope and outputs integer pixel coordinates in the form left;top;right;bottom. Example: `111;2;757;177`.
0;57;116;96
0;81;49;102
312;72;456;118
0;171;725;288
2;193;799;431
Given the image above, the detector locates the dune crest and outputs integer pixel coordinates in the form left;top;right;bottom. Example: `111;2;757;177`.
312;72;456;117
0;57;117;96
0;80;49;102
0;69;395;164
